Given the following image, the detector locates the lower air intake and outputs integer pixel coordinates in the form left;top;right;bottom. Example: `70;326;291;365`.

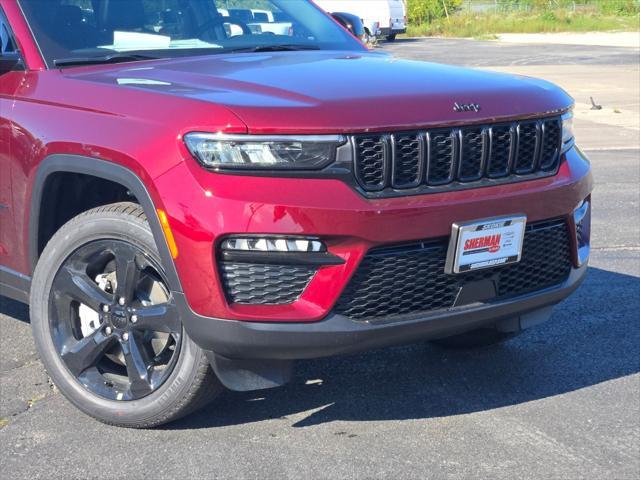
335;219;572;322
220;263;316;305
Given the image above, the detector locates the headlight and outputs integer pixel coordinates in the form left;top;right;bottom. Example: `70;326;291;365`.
561;111;575;153
184;133;346;170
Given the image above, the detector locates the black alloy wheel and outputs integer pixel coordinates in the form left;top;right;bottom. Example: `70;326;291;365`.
31;203;221;428
50;239;182;401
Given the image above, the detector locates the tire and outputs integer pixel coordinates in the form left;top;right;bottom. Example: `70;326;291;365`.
30;202;222;428
386;33;397;42
430;328;521;349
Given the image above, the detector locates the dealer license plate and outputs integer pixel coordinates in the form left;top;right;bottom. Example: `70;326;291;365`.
445;216;527;274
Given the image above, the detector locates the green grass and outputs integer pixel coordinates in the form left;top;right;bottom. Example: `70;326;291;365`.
406;11;640;38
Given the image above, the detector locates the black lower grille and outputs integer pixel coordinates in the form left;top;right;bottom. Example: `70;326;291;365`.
335;219;572;321
220;263;316;305
576;219;586;247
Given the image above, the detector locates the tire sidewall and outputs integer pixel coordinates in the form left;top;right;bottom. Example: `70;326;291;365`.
30;208;206;426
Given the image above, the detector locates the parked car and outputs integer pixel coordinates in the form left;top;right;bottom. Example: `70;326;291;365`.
315;0;405;41
219;6;292;36
214;8;242;36
0;0;592;428
331;11;369;43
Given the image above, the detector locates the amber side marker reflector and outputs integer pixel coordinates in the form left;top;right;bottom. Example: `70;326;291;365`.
157;209;179;259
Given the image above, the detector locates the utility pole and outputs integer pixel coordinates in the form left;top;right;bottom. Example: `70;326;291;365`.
442;0;450;20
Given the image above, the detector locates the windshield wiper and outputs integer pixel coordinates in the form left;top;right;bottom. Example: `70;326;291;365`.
226;44;321;54
53;53;160;68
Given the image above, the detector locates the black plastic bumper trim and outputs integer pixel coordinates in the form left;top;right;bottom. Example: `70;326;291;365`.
177;264;587;361
220;250;345;266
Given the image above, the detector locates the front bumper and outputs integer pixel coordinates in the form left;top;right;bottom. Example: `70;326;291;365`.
154;147;592;322
178;263;587;360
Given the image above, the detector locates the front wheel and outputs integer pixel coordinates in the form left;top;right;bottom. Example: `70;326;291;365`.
386;33;397;42
30;203;222;428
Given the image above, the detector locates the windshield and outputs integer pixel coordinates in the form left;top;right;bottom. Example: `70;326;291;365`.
18;0;364;67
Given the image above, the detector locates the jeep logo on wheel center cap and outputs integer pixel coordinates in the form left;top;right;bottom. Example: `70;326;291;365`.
111;310;128;328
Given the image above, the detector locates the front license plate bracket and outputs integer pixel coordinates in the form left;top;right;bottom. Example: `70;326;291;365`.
445;215;527;274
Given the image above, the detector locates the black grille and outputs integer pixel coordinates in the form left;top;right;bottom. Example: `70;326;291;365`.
488;125;513;177
514;122;539;173
220;263;315;305
335;219;572;321
353;136;387;190
459;128;485;181
353;117;562;197
540;120;561;171
392;134;423;188
576;221;584;247
427;131;456;185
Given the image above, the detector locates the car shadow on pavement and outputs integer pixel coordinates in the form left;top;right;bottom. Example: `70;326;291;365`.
1;266;638;430
167;266;640;430
383;37;422;44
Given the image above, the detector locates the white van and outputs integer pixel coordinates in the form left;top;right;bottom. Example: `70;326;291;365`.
314;0;406;41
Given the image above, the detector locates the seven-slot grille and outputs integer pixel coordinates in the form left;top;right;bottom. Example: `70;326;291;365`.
334;219;572;322
352;117;562;195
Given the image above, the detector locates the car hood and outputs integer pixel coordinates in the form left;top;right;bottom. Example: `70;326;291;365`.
66;51;573;134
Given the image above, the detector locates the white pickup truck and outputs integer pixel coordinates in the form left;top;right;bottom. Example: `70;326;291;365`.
314;0;406;41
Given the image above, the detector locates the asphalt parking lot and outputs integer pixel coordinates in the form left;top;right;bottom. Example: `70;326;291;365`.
2;37;639;479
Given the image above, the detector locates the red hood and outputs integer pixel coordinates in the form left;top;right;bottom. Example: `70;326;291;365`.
65;51;573;134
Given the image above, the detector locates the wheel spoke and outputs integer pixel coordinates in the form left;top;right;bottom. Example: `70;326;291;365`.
55;266;112;312
113;246;141;303
121;333;154;397
61;329;116;377
132;301;181;334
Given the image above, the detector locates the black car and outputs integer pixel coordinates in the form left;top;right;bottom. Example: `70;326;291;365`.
331;11;368;43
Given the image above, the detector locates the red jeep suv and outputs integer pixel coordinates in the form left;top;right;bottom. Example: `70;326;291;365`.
0;0;593;428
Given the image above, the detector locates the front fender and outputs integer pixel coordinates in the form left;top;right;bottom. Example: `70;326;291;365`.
29;154;183;293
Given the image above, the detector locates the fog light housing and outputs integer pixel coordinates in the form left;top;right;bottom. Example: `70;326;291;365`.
217;236;344;305
574;199;591;266
218;236;344;267
221;237;325;253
